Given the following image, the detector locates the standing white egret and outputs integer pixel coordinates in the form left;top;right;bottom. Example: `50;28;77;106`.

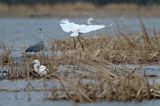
25;28;44;52
60;18;112;50
32;60;47;77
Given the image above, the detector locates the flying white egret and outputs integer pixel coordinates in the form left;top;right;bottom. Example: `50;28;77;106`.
25;28;44;52
32;60;47;77
60;18;112;50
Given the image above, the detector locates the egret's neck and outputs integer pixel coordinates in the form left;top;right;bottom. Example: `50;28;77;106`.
87;20;92;25
34;65;38;72
33;63;40;72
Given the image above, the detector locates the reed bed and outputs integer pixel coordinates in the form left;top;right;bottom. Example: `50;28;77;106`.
1;23;160;102
48;23;160;65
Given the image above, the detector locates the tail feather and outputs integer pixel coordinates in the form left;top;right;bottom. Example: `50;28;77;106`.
25;48;32;52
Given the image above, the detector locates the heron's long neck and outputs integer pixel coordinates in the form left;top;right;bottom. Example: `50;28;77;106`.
40;33;43;40
38;29;43;40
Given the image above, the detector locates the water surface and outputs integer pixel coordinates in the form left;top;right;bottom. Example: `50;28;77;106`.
0;79;160;106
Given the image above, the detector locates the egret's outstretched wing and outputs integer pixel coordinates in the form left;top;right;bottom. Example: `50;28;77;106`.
79;25;106;33
60;19;80;32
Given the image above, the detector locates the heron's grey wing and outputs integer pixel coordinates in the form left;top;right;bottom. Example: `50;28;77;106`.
60;19;80;32
25;41;44;52
79;25;106;33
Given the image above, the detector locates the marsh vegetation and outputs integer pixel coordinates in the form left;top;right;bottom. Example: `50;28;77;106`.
1;20;160;102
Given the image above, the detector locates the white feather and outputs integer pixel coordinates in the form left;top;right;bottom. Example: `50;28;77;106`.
70;31;79;37
60;19;80;32
32;60;47;77
79;25;106;33
60;18;107;36
39;65;47;76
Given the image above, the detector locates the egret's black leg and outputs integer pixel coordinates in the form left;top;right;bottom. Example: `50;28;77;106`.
77;36;85;51
72;37;76;49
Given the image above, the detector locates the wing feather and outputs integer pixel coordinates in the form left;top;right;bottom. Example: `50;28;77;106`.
70;31;79;37
60;19;80;32
79;25;106;33
39;65;47;76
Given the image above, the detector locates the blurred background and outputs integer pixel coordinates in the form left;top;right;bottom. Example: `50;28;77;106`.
0;0;160;16
1;0;160;5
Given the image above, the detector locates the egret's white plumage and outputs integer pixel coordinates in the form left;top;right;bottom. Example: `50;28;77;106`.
60;18;106;36
60;18;112;50
32;60;47;77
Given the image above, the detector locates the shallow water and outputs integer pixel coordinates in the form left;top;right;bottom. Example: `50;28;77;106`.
0;92;160;106
1;91;160;106
0;79;160;106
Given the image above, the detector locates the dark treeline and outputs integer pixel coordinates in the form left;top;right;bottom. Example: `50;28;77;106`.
0;0;160;5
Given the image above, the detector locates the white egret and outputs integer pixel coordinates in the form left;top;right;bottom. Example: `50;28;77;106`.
32;60;47;77
60;18;112;50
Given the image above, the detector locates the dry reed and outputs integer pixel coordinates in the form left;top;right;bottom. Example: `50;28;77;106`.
1;22;160;102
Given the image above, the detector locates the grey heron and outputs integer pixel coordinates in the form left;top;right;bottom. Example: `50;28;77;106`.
25;28;44;52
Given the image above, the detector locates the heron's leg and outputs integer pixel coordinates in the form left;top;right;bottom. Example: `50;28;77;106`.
72;37;76;49
77;36;85;51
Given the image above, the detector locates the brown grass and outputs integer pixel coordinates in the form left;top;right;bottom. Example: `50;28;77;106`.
1;22;160;102
0;41;13;65
46;25;160;102
0;3;160;16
